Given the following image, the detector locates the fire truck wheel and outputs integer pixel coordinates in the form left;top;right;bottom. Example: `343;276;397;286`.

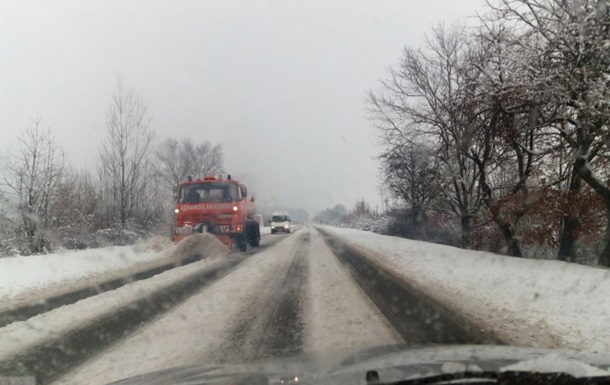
248;222;260;247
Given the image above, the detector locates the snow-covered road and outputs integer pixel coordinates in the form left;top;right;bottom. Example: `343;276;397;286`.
55;226;404;385
2;224;609;385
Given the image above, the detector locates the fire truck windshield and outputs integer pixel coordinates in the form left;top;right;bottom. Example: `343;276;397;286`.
179;183;239;203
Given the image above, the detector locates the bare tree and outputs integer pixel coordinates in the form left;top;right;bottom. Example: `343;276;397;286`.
0;118;65;253
49;169;101;244
0;205;15;256
486;0;610;264
155;138;224;191
351;199;372;218
313;204;349;225
462;23;554;257
369;0;609;260
98;77;155;229
380;140;442;239
370;25;485;248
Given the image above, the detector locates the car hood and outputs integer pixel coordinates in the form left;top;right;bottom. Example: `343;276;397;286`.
108;344;610;385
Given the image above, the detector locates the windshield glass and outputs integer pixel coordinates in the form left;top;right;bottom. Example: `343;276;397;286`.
178;183;239;203
2;1;609;384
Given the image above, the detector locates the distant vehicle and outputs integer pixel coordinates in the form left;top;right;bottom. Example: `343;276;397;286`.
269;211;291;234
172;174;260;252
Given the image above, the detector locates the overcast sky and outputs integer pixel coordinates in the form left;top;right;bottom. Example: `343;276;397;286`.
0;0;486;216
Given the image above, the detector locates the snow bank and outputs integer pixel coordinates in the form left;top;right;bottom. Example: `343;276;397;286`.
0;234;232;312
172;233;229;262
319;226;610;353
0;246;156;303
260;226;272;235
0;235;217;312
0;243;229;362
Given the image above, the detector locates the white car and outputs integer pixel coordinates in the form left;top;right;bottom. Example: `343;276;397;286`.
269;211;291;234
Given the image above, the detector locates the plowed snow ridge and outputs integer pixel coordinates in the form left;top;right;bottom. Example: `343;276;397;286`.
319;226;610;352
0;237;175;310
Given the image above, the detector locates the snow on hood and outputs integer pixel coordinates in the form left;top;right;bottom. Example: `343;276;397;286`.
109;344;610;385
501;352;610;378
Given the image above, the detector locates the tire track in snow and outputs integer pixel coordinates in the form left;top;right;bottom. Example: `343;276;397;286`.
0;232;285;330
0;255;251;384
0;259;198;329
305;227;403;352
54;230;308;385
8;234;290;384
220;231;311;362
317;228;499;345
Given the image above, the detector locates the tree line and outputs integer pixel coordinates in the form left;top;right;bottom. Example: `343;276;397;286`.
314;199;387;232
0;78;223;256
370;0;610;265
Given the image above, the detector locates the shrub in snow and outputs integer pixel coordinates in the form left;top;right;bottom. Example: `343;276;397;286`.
384;208;460;247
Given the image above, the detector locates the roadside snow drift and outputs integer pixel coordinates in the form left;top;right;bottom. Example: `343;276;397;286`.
0;234;226;312
172;233;230;262
319;226;610;353
0;234;229;361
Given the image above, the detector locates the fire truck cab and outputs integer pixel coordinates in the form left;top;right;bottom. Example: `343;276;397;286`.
172;175;260;252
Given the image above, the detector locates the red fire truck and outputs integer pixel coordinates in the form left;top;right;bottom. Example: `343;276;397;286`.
172;175;260;251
